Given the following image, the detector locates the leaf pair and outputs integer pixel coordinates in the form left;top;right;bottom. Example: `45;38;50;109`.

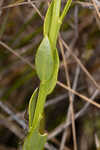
23;38;59;150
44;0;72;47
23;46;59;150
23;88;47;150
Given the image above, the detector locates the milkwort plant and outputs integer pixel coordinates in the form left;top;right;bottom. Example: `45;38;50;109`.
23;0;72;149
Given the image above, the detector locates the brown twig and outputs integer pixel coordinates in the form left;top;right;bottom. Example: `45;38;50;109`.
28;0;44;20
57;81;100;108
0;1;38;10
0;114;24;139
0;101;27;130
59;39;77;150
91;0;100;18
48;89;99;139
0;41;35;69
60;37;100;91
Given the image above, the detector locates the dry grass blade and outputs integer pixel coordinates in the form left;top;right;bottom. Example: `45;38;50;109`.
0;41;35;69
0;114;24;139
48;89;99;139
28;0;44;20
59;39;77;150
0;1;37;10
60;37;100;91
91;0;100;18
75;1;94;9
0;101;27;129
57;81;100;108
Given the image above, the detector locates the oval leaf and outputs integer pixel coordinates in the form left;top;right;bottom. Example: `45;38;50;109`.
41;48;59;95
35;36;54;82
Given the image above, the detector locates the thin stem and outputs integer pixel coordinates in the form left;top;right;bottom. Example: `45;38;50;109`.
91;0;100;18
59;40;77;150
57;81;100;108
60;37;100;91
28;0;44;20
0;101;27;130
60;0;72;21
48;89;99;139
49;0;61;48
0;41;35;69
0;1;38;10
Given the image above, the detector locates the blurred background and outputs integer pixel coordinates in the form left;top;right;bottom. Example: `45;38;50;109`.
0;0;100;150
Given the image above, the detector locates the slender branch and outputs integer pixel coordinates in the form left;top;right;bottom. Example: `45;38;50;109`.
59;39;77;150
0;1;38;10
0;101;27;130
28;0;44;20
57;81;100;108
0;41;35;69
91;0;100;18
48;89;99;139
0;114;24;139
60;37;100;91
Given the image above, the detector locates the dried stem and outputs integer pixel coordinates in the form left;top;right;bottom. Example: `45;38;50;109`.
59;39;77;150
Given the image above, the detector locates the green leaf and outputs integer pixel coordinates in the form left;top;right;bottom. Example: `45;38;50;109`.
49;0;61;48
35;36;54;82
28;88;38;130
32;85;47;129
42;48;59;95
44;0;54;36
23;127;47;150
31;48;59;129
60;0;72;21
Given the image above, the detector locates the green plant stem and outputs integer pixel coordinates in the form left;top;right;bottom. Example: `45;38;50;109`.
60;0;72;21
49;0;61;48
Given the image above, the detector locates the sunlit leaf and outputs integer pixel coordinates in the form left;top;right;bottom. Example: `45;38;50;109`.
35;36;54;82
42;48;59;95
